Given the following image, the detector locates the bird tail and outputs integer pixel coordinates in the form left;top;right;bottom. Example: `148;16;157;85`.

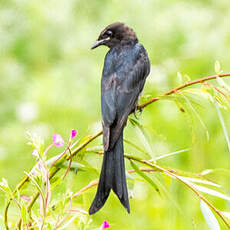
89;132;130;215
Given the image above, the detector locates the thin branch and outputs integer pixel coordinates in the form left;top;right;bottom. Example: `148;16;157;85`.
71;167;157;200
4;72;230;229
125;156;230;229
62;147;73;179
68;151;230;229
138;72;230;110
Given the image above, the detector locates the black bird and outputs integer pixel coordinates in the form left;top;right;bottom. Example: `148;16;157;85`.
89;22;150;214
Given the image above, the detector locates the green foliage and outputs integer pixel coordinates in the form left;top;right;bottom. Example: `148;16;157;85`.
200;200;220;230
1;0;230;229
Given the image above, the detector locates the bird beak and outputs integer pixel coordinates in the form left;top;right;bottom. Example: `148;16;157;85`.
91;37;110;49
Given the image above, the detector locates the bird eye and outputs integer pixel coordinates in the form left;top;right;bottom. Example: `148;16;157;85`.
105;30;113;36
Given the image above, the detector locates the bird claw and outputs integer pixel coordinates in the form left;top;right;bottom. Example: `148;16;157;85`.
134;105;142;119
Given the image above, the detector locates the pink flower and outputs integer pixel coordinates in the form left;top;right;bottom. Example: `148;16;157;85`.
52;133;64;147
71;129;77;139
101;221;110;229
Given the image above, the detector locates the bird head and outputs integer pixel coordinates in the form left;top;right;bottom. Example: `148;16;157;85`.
91;22;138;49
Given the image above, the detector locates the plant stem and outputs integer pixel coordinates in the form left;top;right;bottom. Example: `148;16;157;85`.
138;72;230;110
127;158;230;229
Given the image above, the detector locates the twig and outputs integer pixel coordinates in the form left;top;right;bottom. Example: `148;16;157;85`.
62;147;73;179
138;72;230;110
125;156;230;229
4;72;230;229
68;152;230;229
70;167;157;200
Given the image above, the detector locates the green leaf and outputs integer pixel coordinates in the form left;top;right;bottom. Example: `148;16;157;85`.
153;174;182;213
200;200;220;230
154;148;189;161
73;135;93;161
124;138;149;156
126;171;135;181
61;161;85;171
177;176;220;187
24;171;44;199
21;203;27;225
130;160;160;194
214;60;222;75
213;101;230;152
126;171;135;198
129;118;153;158
51;177;63;189
184;74;191;82
76;160;99;173
216;77;230;93
47;223;52;230
221;211;230;219
177;72;183;84
215;95;228;110
182;94;210;141
192;184;230;201
0;178;12;197
86;145;103;152
59;213;84;229
200;168;230;178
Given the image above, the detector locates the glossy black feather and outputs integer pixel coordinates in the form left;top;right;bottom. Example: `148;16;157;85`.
89;23;150;214
102;43;150;149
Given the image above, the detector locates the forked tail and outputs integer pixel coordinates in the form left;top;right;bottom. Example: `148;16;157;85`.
89;133;130;214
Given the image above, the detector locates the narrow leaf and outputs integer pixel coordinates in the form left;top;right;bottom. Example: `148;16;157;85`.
177;176;220;187
130;160;160;194
86;146;103;152
61;161;85;171
24;172;45;201
193;184;230;201
154;148;189;161
177;72;183;84
182;94;209;141
215;60;222;75
184;74;191;82
216;76;230;93
221;212;230;219
124;138;149;156
200;200;220;230
200;168;230;178
59;213;83;230
0;178;12;197
214;102;230;152
21;204;27;225
129;118;153;158
126;171;135;198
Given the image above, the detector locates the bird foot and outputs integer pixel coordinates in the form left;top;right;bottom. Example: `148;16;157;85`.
134;105;142;119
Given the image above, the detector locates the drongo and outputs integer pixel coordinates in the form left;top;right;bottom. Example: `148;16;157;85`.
89;22;150;214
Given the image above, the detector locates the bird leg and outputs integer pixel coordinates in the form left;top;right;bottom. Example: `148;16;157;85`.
134;104;142;119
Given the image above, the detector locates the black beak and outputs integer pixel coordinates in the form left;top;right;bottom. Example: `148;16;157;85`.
91;37;110;49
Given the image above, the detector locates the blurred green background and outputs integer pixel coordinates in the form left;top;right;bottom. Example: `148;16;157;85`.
1;0;230;229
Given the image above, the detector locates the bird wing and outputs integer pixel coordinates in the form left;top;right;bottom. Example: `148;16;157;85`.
101;44;150;150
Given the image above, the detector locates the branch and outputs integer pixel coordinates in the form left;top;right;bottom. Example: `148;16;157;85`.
138;72;230;110
71;167;157;199
126;157;230;229
68;151;230;229
4;72;230;229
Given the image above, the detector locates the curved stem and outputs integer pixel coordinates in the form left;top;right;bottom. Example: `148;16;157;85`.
125;155;230;228
138;72;230;110
70;151;230;229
